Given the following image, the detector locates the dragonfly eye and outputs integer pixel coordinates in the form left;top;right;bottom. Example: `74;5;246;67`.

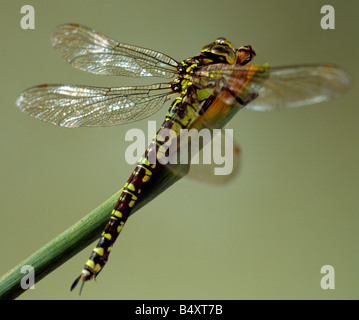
201;38;237;64
238;45;256;65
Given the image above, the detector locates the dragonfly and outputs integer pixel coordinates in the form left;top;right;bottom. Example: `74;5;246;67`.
16;23;351;293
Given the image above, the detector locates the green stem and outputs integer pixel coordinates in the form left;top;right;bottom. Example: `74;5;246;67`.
0;168;181;300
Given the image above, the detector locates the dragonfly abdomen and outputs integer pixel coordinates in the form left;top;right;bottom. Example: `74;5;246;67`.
76;152;155;283
74;87;206;287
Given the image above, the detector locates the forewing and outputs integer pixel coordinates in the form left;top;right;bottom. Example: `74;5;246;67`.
16;83;172;128
194;63;351;111
247;64;351;111
50;23;178;78
192;64;270;108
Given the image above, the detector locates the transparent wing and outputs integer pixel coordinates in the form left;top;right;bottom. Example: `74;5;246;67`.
50;23;179;78
165;115;241;184
193;64;351;111
187;134;241;184
16;83;173;128
247;64;351;111
177;129;241;184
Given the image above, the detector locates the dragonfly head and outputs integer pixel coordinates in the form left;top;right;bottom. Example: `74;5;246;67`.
200;37;237;64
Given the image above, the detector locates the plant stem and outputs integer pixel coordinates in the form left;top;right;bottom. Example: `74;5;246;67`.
0;168;181;300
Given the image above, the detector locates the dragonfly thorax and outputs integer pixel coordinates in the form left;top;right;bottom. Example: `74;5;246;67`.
171;37;237;95
200;37;237;64
171;59;199;94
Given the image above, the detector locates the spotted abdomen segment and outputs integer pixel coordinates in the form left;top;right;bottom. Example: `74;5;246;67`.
71;154;155;288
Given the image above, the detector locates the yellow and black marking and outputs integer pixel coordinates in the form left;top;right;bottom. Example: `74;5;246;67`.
71;36;245;292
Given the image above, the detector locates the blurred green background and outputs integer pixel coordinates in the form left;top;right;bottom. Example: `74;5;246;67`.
0;0;358;300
